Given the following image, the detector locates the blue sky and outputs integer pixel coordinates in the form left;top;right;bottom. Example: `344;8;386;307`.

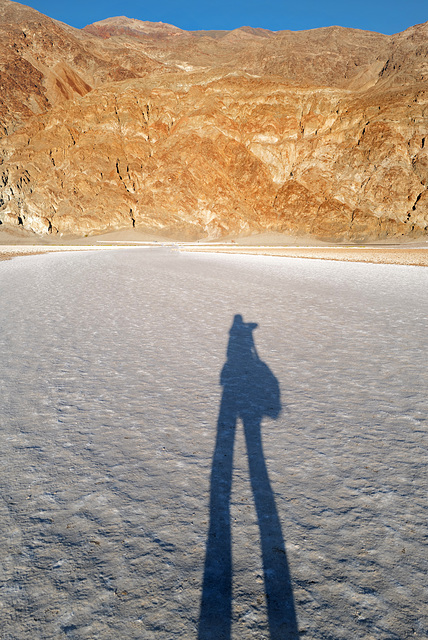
21;0;427;35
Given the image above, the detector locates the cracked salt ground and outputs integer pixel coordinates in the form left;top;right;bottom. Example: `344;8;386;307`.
0;248;427;639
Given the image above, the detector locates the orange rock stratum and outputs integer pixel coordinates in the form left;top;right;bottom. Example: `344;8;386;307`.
0;0;427;240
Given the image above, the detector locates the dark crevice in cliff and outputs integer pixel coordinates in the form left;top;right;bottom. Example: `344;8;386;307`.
411;191;423;211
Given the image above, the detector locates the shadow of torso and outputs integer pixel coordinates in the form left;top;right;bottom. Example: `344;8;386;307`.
221;315;281;421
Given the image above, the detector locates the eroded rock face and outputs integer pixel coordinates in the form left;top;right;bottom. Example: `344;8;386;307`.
0;0;427;241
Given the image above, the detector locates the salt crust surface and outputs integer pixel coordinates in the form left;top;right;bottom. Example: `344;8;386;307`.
0;248;427;639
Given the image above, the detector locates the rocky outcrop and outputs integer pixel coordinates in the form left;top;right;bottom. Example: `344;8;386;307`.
0;0;427;241
0;1;164;135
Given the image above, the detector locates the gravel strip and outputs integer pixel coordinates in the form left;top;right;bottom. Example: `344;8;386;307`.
179;245;428;267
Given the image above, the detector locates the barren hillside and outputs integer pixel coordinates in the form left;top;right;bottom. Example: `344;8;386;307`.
0;0;427;240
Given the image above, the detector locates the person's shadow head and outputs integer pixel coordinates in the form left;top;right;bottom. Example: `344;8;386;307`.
220;314;281;421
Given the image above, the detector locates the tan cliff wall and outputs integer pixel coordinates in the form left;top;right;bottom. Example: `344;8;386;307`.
0;0;427;241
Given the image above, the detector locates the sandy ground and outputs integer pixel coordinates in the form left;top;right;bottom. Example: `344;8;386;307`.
1;227;427;266
1;248;427;639
0;228;328;247
178;243;428;267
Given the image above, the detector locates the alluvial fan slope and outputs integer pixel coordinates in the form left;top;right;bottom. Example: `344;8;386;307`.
0;0;427;240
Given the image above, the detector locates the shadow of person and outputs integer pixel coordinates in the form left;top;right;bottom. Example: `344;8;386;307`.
198;315;299;640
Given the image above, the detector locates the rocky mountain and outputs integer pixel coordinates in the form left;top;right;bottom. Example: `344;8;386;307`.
0;0;427;240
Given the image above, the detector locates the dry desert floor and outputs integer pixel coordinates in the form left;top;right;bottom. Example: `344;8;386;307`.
1;245;427;640
1;228;428;267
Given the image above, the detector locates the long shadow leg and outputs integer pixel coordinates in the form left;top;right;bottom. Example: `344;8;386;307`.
198;391;236;640
243;413;299;640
